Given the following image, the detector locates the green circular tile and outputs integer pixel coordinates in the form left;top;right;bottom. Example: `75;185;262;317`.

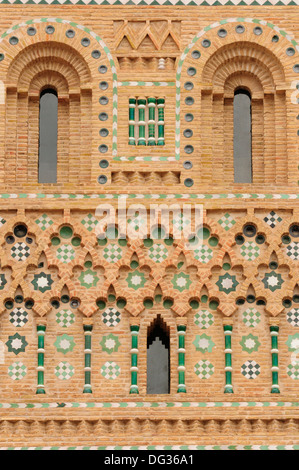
208;236;218;247
97;299;106;309
59;226;73;239
163;299;173;309
209;300;219;310
51;237;60;246
130;260;139;269
71;237;81;246
143;298;153;309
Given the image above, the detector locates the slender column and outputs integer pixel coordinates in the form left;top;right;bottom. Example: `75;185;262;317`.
224;324;233;393
36;323;46;394
157;97;165;146
147;97;156;146
270;325;280;394
137;97;146;146
83;323;93;393
177;324;186;393
128;97;136;146
130;325;139;394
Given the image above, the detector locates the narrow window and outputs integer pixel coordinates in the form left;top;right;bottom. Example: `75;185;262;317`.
147;315;170;394
233;89;252;183
38;88;58;183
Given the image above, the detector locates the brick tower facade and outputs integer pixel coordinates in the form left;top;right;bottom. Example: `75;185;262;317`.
0;0;298;450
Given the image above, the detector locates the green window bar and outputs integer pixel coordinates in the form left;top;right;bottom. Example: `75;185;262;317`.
270;325;280;394
128;97;136;146
157;98;165;146
83;324;93;394
130;325;139;394
177;325;186;393
224;324;233;394
137;98;146;146
36;324;46;394
147;97;156;146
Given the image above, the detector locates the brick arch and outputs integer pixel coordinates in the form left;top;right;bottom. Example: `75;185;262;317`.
0;18;119;189
201;41;286;89
197;40;289;186
176;18;299;185
6;41;91;89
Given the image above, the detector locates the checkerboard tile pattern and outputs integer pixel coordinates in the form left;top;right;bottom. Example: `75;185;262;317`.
217;213;236;231
264;211;282;228
194;360;214;379
101;361;121;380
242;308;261;328
102;307;121;327
9;308;28;328
193;245;213;263
240;241;260;261
7;362;27;381
56;310;75;328
11;243;30;261
148;243;168;263
103;243;123;262
241;360;261;379
56;244;75;263
194;310;214;329
287;308;299;327
81;214;99;232
286;242;299;260
35;214;53;231
55;361;75;380
287;362;299;380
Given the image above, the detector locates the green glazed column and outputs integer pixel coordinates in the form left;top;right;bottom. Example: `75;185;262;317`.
270;324;280;394
157;97;165;146
177;324;186;393
137;97;146;146
147;97;156;146
224;324;233;394
130;324;139;394
128;97;136;146
36;323;46;394
83;323;93;393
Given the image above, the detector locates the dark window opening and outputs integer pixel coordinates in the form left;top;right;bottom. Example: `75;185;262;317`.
38;88;58;183
233;89;252;183
147;315;170;394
